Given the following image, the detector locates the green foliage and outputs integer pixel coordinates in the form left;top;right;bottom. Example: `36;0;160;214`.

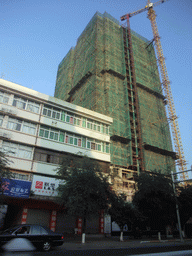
0;150;13;202
109;194;141;231
178;184;192;228
133;172;176;230
56;155;115;226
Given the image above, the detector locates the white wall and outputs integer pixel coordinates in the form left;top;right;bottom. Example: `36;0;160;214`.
5;156;32;172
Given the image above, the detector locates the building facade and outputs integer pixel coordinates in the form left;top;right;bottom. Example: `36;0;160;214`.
54;12;176;199
0;78;112;234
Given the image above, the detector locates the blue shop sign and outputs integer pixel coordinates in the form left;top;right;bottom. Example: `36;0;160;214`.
1;178;31;198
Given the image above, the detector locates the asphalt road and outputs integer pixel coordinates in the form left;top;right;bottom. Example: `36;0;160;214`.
1;243;192;256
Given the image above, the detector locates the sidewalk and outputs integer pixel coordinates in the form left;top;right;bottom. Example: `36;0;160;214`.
60;234;192;251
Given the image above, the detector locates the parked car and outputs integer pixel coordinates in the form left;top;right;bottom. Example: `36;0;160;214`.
0;224;64;251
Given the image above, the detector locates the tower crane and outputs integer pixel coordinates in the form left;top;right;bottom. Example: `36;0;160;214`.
121;0;188;181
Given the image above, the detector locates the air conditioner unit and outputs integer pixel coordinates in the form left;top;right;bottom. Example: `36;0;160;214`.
0;108;16;116
0;132;11;140
8;109;16;115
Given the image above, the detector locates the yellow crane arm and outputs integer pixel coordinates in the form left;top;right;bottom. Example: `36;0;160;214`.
120;0;168;20
147;7;188;179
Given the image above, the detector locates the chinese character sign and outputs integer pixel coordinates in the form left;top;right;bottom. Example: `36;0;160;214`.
31;175;64;197
1;179;31;198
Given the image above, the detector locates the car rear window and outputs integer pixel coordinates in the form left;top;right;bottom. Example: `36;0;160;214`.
40;226;48;235
31;225;41;235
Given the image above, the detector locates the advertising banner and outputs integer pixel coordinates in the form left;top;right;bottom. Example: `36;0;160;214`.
31;175;64;197
1;178;31;198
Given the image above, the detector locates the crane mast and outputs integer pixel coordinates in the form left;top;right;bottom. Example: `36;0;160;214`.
121;0;188;181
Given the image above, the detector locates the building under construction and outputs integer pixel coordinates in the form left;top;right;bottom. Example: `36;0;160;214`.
54;12;176;199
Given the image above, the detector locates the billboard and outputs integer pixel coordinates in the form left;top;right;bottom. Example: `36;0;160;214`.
1;178;31;198
31;175;64;197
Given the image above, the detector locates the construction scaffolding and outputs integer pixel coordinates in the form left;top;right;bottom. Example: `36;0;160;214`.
54;12;176;198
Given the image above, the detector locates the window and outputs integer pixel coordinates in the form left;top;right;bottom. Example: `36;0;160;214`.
97;144;101;151
82;137;86;148
31;226;40;235
87;141;90;149
106;143;110;153
13;96;26;109
1;141;33;160
39;125;49;138
47;109;51;117
7;117;36;135
77;118;81;126
17;145;32;159
70;116;73;124
93;123;97;131
34;149;61;165
122;172;128;179
7;118;22;131
2;142;17;156
38;125;109;153
22;122;36;135
0;115;4;126
0;90;10;104
40;227;48;235
13;173;29;181
91;142;95;150
49;129;59;141
43;105;61;120
59;132;65;142
87;120;92;129
26;101;40;113
74;138;77;146
66;133;73;145
61;111;65;121
101;143;104;152
82;118;86;128
95;140;101;151
12;96;40;113
78;138;82;147
101;124;104;133
66;114;70;123
42;104;109;135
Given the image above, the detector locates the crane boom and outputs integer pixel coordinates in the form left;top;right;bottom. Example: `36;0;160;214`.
120;0;168;20
121;0;188;181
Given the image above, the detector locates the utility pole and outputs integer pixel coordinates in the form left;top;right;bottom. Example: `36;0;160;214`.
171;171;184;242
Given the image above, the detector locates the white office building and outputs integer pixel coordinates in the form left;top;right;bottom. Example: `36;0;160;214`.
0;78;112;234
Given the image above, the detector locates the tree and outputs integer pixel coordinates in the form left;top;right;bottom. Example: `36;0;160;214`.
56;155;115;243
132;172;176;232
109;194;142;241
0;150;13;229
178;184;192;229
0;150;12;199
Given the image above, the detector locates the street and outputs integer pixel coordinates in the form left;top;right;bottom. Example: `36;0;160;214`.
1;235;192;256
1;245;192;256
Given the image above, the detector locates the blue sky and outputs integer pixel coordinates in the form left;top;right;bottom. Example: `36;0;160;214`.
1;0;191;172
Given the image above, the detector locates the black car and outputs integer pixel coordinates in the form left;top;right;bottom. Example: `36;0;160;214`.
0;224;64;251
